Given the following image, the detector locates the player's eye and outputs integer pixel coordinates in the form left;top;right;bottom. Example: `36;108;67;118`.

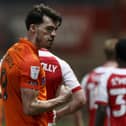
46;27;56;33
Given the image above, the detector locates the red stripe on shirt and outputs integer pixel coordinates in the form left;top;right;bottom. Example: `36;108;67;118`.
72;86;81;93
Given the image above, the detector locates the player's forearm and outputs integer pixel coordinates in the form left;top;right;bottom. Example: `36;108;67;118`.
74;111;84;126
21;88;70;115
56;89;86;120
27;94;70;115
56;100;83;120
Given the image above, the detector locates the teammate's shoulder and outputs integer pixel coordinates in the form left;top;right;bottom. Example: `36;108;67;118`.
94;65;114;73
81;73;89;83
111;67;126;75
39;48;69;64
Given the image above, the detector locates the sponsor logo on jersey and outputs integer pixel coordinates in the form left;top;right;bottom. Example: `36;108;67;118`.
41;63;58;72
30;66;40;80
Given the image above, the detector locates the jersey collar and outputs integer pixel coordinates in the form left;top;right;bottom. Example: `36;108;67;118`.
19;38;38;54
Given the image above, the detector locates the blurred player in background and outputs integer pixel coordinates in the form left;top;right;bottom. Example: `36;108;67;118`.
95;38;126;126
76;37;118;126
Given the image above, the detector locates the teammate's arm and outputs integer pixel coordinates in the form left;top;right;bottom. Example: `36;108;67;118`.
21;88;70;115
55;61;86;120
56;85;84;126
73;111;84;126
71;74;88;126
56;89;86;120
95;105;107;126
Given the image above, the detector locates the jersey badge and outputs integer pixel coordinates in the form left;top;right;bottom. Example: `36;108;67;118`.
30;66;40;80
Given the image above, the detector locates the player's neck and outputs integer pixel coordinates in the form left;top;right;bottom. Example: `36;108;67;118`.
104;61;118;67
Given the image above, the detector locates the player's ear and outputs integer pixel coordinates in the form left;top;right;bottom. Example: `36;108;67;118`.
29;24;37;32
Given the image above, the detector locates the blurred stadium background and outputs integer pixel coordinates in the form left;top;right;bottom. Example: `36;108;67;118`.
0;0;126;125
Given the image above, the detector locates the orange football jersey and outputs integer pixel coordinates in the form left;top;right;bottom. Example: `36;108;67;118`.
1;38;47;126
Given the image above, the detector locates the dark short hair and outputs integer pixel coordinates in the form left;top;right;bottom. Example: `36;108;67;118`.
115;38;126;61
25;3;62;30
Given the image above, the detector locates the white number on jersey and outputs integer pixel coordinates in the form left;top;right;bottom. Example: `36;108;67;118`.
110;88;126;117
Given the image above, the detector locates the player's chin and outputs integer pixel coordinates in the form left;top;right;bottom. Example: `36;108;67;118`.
46;44;52;50
47;42;53;49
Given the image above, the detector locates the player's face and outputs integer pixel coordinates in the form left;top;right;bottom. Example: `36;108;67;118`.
35;15;58;49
